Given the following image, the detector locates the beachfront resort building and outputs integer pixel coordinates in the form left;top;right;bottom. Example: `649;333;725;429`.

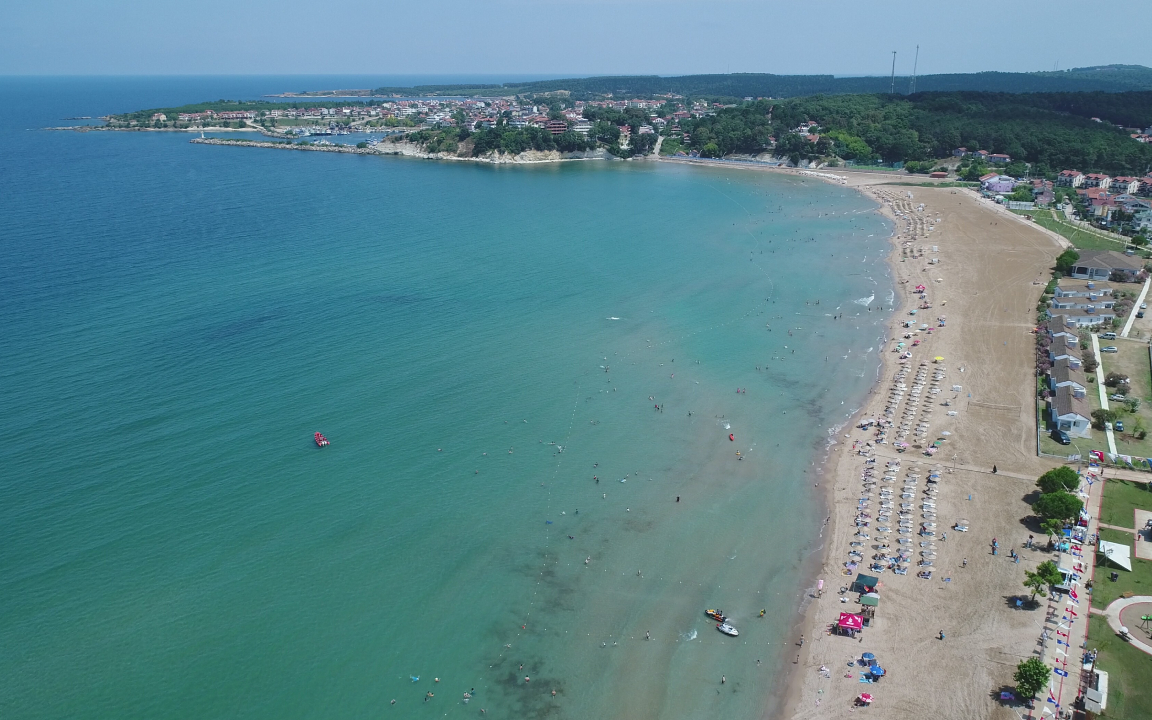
1052;308;1117;327
980;174;1016;194
1047;336;1083;368
1066;250;1148;283
1051;279;1114;310
1048;385;1092;438
1046;317;1080;345
1048;358;1088;395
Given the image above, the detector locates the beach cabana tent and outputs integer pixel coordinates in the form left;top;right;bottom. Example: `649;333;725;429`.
838;613;864;631
1098;540;1132;571
859;593;880;607
851;574;880;593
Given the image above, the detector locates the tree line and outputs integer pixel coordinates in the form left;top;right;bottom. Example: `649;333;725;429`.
675;91;1152;175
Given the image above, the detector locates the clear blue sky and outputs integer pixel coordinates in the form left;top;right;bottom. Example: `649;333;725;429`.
2;0;1149;77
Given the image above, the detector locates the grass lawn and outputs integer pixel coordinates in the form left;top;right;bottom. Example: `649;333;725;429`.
1095;341;1152;457
1013;209;1134;252
1085;615;1152;720
1101;478;1152;529
1091;529;1152;608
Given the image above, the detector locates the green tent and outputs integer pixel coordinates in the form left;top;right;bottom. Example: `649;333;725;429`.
852;574;880;593
859;593;880;607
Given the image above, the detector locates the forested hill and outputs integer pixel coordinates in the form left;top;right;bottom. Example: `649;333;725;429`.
367;65;1152;98
680;91;1152;175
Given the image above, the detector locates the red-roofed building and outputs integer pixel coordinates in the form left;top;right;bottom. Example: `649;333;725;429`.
546;120;568;135
1112;176;1141;194
952;147;968;157
1083;173;1111;190
988;153;1012;164
1057;170;1084;188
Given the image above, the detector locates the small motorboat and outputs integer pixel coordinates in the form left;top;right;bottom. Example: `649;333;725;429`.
705;609;727;622
314;432;330;447
717;622;739;637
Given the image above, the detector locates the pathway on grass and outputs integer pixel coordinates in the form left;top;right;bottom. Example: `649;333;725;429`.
1099;596;1152;656
1121;278;1151;338
1092;334;1118;454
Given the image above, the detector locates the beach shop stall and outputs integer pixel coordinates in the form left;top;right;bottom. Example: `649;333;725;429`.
836;612;865;638
859;592;880;626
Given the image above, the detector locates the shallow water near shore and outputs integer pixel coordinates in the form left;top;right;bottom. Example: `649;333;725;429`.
0;78;893;720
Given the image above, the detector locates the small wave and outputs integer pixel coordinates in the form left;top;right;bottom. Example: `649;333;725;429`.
854;294;875;306
680;629;698;642
607;317;621;321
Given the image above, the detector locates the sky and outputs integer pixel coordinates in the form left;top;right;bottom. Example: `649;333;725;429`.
2;0;1149;78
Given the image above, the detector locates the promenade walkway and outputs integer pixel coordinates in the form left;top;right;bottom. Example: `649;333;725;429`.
1120;278;1151;338
1091;334;1118;454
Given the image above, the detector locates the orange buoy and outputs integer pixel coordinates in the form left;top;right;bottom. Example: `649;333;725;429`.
729;434;734;441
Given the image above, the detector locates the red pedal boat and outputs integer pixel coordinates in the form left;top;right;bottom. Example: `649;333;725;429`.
314;432;329;447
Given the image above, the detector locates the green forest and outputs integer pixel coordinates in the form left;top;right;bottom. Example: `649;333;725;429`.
401;123;610;157
678;91;1152;175
368;65;1152;100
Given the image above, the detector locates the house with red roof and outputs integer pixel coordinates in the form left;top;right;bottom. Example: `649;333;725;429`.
1083;173;1111;190
1112;177;1141;194
1057;170;1084;188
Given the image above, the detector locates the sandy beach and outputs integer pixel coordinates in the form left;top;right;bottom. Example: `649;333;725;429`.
777;178;1067;719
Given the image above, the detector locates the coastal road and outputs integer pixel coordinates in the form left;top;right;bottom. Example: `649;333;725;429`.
1091;334;1118;454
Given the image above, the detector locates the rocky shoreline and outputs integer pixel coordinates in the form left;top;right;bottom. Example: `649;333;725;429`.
189;137;623;165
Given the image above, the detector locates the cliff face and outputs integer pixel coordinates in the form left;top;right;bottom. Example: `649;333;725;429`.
377;140;614;164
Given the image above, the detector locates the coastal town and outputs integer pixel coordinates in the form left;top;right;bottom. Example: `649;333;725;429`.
31;64;1152;720
113;93;1152;241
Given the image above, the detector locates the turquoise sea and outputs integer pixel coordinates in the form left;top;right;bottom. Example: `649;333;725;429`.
0;77;893;720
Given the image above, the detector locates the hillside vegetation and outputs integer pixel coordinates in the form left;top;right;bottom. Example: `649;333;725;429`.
681;91;1152;175
367;65;1152;99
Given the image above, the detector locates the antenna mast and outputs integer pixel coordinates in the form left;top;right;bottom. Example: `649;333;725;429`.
889;51;897;94
909;45;919;94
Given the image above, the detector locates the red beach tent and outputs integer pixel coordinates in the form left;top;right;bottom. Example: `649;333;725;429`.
838;612;864;631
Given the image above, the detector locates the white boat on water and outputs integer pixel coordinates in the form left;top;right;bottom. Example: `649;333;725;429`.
717;622;739;637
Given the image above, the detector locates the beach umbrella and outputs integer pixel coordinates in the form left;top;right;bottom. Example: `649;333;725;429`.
858;693;873;704
861;652;875;661
871;666;886;676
